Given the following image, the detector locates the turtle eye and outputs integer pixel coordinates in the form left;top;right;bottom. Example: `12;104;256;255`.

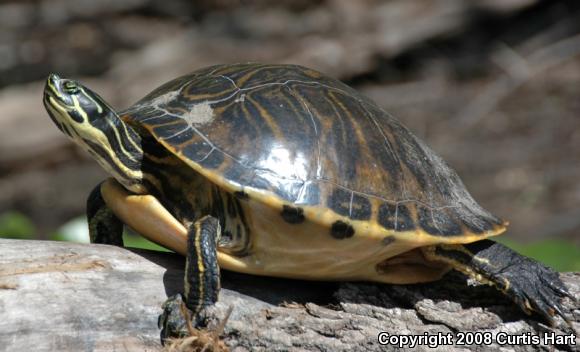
63;81;79;95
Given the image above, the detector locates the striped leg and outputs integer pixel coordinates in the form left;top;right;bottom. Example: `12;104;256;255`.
159;215;221;340
87;182;124;246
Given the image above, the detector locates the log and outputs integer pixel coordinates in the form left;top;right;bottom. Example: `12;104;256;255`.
0;239;578;352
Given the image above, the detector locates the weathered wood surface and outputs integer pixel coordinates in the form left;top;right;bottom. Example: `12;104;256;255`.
0;239;578;352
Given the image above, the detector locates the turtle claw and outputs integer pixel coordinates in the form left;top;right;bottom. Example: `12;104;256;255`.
496;256;575;328
159;294;190;342
552;282;577;302
158;294;219;343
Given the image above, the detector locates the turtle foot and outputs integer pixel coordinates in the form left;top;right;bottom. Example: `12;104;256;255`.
159;294;188;340
159;294;231;350
158;294;222;342
494;255;576;328
426;240;577;330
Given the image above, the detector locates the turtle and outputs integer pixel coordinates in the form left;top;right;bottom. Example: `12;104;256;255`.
43;63;574;340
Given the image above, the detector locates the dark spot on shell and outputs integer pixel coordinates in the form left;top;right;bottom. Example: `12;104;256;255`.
378;203;415;232
382;236;396;246
281;205;305;224
330;221;355;239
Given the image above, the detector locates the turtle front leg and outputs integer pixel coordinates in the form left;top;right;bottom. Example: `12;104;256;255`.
159;215;221;340
422;240;575;327
87;182;124;246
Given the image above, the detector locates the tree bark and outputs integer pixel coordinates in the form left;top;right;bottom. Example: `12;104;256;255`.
0;239;578;352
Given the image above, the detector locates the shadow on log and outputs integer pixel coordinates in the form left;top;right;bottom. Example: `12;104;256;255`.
0;239;578;351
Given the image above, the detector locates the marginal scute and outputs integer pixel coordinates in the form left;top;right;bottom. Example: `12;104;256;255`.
181;141;213;163
249;176;275;195
417;206;463;236
349;193;372;220
296;182;320;206
327;189;372;221
164;128;195;145
330;220;355;239
459;208;497;234
377;202;415;232
223;164;246;184
198;149;225;169
280;205;305;224
267;178;305;204
327;188;351;217
152;121;187;139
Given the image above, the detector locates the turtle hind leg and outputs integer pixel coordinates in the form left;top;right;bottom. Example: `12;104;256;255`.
422;240;576;328
87;182;124;246
159;215;221;341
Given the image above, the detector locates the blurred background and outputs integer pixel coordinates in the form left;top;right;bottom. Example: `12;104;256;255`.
0;0;579;271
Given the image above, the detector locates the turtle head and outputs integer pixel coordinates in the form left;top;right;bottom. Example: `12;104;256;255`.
43;74;146;193
43;73;113;131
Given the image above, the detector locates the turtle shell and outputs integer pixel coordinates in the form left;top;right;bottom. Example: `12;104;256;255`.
121;63;505;244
